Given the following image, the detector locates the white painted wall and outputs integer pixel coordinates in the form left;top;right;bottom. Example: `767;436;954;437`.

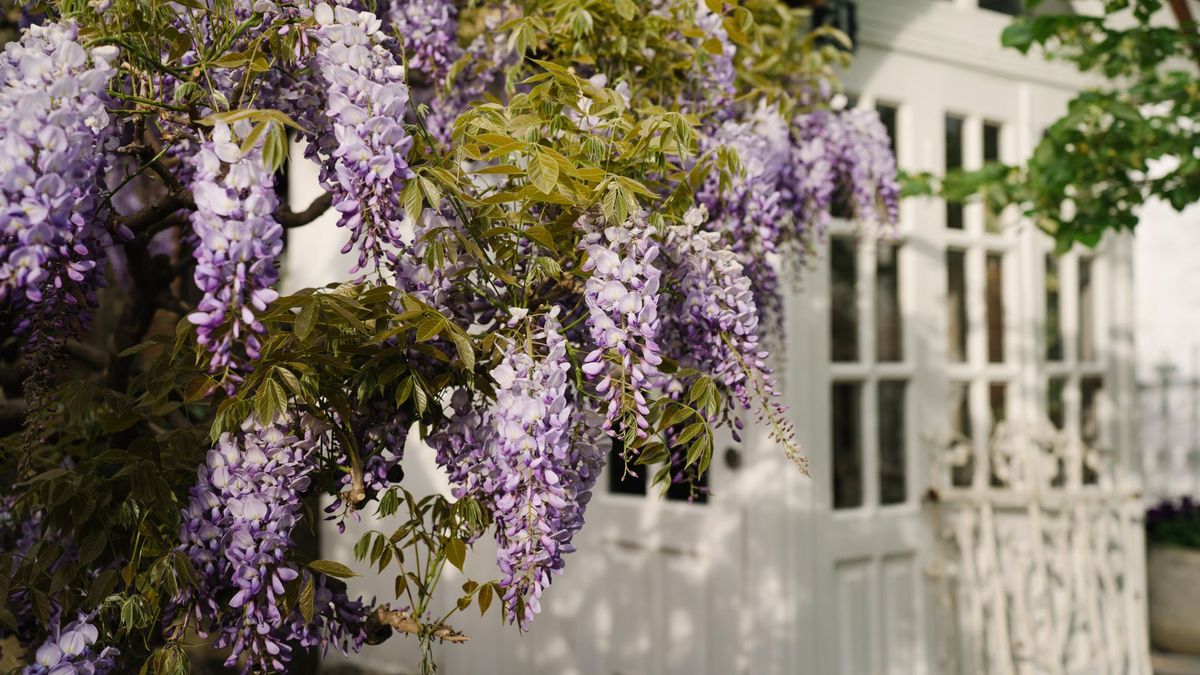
1134;201;1200;381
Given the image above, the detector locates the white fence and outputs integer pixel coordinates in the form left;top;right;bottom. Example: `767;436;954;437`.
928;420;1151;674
1140;359;1200;503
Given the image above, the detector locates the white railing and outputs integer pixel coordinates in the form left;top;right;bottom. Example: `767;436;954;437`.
928;420;1151;675
1140;360;1200;503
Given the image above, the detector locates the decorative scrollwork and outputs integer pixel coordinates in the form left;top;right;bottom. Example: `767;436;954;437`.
928;419;1150;674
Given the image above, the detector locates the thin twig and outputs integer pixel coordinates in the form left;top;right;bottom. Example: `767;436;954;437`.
278;191;333;228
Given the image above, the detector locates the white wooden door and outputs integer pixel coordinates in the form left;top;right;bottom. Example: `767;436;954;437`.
796;221;931;675
433;429;750;675
570;428;748;675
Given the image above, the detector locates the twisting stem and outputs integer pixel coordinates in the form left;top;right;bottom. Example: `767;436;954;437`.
279;191;334;229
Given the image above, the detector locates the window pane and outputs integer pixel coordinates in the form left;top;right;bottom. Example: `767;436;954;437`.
1082;376;1104;484
608;438;646;496
877;103;898;158
945;114;964;229
665;446;709;503
980;0;1022;15
949;382;973;487
983;122;1001;163
990;383;1007;428
1079;257;1096;362
947;249;968;363
1048;377;1066;429
988;383;1007;486
983;122;1002;232
832;382;863;509
831;237;859;362
878;380;907;505
1046;255;1063;361
1081;377;1104;448
986;253;1005;363
875;243;903;362
1048;377;1066;486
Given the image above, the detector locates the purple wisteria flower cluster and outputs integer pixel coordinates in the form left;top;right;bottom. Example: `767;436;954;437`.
792;107;900;232
22;613;119;675
664;205;764;405
698;103;793;312
0;21;119;333
384;0;459;85
186;121;283;373
309;2;414;279
388;0;514;144
175;414;368;674
432;311;604;628
698;103;899;319
579;216;664;440
662;206;797;462
691;0;736;106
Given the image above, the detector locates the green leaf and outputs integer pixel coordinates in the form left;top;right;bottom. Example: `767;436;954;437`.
299;574;316;623
449;330;476;370
118;341;160;358
210;52;249;68
525;224;558;252
528;149;560;195
662;404;693;428
255;378;287;424
295;300;317;341
416;316;444;342
30;468;69;484
675;421;706;446
701;37;725;55
477;582;493;616
402;179;424;224
1001;21;1035;53
636;442;669;466
308;560;359;579
77;531;106;566
445;538;466;572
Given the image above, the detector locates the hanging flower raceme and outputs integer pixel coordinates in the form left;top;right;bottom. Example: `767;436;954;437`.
21;613;119;675
432;311;604;628
186;121;283;374
663;206;801;465
698;103;794;314
414;3;514;145
691;0;736;107
791;107;900;233
308;2;414;279
385;0;459;86
0;21;118;332
175;414;368;674
579;215;664;440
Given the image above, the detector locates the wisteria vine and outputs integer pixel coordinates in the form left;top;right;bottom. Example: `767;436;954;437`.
0;1;900;673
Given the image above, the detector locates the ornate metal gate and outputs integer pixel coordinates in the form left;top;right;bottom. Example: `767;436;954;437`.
928;420;1151;675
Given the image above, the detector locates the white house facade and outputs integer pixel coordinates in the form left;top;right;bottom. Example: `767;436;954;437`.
288;1;1149;672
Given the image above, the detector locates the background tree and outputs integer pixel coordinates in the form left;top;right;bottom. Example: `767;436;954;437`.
920;0;1199;249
